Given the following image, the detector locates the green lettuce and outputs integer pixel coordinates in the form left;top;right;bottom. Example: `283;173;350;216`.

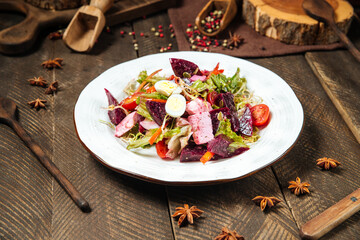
215;119;248;150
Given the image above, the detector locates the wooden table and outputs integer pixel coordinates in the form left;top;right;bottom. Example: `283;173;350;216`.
1;9;360;240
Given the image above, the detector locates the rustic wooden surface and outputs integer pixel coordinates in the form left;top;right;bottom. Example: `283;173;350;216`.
1;9;360;240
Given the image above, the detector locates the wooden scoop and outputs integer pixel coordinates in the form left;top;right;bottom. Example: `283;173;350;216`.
0;97;91;213
63;0;113;52
195;0;237;37
302;0;360;62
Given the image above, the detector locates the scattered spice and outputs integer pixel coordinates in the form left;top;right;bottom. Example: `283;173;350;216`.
215;227;244;240
228;32;244;48
28;76;47;87
120;30;125;35
45;81;59;94
48;30;63;40
41;58;63;69
252;196;281;211
288;177;310;195
200;10;223;34
316;157;341;170
159;33;164;38
171;204;204;227
28;98;47;109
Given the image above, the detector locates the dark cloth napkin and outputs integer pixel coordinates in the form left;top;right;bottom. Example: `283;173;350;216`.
168;0;345;58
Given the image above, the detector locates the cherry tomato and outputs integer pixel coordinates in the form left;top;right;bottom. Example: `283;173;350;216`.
120;93;142;111
250;104;270;126
207;91;218;105
156;139;169;159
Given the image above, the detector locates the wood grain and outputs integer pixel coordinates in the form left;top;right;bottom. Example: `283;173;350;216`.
50;22;173;239
256;55;360;240
305;50;360;144
167;168;299;240
0;28;55;239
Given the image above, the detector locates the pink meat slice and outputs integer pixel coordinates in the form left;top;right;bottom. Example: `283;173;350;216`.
140;119;160;130
188;112;214;144
186;97;212;115
115;112;137;137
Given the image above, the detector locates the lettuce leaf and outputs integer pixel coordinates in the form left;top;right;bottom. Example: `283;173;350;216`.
215;119;248;149
126;129;157;150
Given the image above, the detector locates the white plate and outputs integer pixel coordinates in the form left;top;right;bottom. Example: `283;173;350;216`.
74;52;303;185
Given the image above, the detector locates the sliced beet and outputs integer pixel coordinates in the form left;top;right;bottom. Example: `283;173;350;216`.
145;100;167;126
208;134;249;158
210;107;240;133
207;135;232;157
180;144;208;162
104;88;126;125
215;92;236;112
134;113;145;123
169;58;202;78
239;106;253;136
210;107;230;133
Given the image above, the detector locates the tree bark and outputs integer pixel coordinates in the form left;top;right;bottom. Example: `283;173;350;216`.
242;0;354;45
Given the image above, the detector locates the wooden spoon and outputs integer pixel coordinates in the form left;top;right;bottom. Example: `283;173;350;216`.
62;0;113;52
0;97;91;213
300;188;360;239
302;0;360;62
195;0;237;37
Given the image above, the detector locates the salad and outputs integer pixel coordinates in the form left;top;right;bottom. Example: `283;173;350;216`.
104;58;270;164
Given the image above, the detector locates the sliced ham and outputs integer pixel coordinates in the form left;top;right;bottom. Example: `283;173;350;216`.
140;119;160;130
176;117;190;127
188;112;214;144
115;112;137;137
186;98;212;115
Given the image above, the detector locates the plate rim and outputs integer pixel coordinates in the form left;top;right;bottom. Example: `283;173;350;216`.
73;51;304;185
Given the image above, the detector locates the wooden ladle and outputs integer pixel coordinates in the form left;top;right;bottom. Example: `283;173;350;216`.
0;97;91;213
302;0;360;62
62;0;113;52
195;0;237;37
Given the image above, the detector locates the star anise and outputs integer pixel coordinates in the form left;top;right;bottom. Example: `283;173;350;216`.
48;31;63;40
45;81;59;94
28;99;47;109
252;196;282;211
171;204;204;227
228;32;244;48
28;76;47;87
41;58;63;69
316;157;341;170
288;177;310;195
215;227;244;240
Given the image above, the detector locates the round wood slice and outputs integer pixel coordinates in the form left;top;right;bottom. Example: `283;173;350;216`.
24;0;89;10
242;0;354;45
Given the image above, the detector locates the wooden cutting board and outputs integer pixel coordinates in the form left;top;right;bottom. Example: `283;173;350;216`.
242;0;353;45
0;0;176;54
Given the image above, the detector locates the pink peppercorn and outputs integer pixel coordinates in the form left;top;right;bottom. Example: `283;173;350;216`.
187;23;192;28
140;32;144;37
159;33;164;38
131;31;135;35
120;30;124;35
169;24;173;28
159;29;163;33
158;25;163;29
167;46;171;50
